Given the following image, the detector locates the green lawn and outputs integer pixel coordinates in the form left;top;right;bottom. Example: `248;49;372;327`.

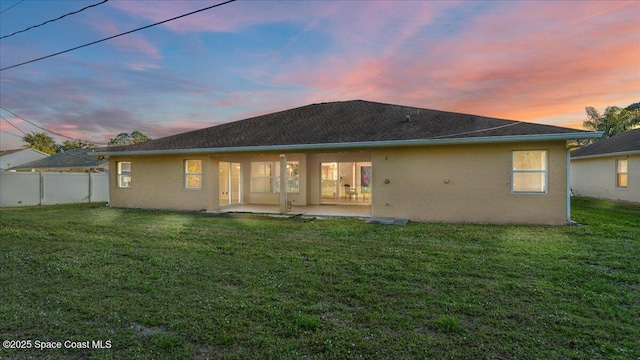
0;197;638;359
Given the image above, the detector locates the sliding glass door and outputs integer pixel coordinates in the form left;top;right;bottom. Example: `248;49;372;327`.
320;162;371;204
219;162;241;206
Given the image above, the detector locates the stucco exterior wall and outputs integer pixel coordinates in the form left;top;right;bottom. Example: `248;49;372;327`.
571;154;639;203
370;141;569;224
107;141;571;224
108;154;215;210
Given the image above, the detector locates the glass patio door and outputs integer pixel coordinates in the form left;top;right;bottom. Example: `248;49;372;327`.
321;162;338;203
219;162;241;206
321;162;372;204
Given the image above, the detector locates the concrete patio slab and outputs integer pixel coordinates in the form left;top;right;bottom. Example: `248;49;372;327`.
209;204;371;218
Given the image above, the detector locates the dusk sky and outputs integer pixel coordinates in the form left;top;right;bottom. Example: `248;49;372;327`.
1;0;638;150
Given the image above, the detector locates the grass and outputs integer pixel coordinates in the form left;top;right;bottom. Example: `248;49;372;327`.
0;197;638;359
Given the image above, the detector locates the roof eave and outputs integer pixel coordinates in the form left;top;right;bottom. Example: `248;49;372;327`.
93;132;603;157
571;149;640;160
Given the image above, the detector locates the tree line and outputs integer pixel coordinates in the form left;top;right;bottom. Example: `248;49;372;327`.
583;102;640;142
21;131;151;155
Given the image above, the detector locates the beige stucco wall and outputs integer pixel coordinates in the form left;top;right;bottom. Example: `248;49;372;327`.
108;154;215;210
571;154;639;203
108;141;570;224
370;141;569;224
109;153;310;211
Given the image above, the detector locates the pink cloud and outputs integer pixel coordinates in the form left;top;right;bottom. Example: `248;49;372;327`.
423;1;640;120
92;18;162;60
108;1;310;33
267;1;639;129
127;62;161;71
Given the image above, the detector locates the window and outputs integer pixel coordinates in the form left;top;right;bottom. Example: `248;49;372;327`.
616;159;628;188
185;160;202;189
117;161;131;188
278;162;300;194
250;161;299;194
512;150;547;193
251;162;273;193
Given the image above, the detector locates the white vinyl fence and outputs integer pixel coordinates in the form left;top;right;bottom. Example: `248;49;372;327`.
0;172;109;207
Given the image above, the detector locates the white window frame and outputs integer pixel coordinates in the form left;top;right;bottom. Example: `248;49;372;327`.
185;160;203;190
117;161;131;188
511;150;548;194
616;159;628;188
250;161;299;194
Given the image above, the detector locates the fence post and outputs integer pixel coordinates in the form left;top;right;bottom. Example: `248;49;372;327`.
39;171;43;205
88;173;92;203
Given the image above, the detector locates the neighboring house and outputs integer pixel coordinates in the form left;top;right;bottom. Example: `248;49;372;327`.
571;128;640;203
95;100;601;224
0;148;49;170
9;148;109;173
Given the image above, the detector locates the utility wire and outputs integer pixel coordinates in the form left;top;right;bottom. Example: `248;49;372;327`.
1;107;109;146
1;115;28;135
0;0;24;15
0;0;109;40
0;0;238;72
3;130;25;139
0;106;76;139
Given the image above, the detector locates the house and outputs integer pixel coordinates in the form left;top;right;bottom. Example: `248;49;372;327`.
571;128;640;203
9;148;109;173
95;100;601;224
0;148;49;170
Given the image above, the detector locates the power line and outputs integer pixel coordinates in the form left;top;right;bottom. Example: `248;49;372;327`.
0;106;76;139
0;0;24;15
2;130;25;139
0;0;109;40
1;115;28;135
1;107;109;146
0;0;238;72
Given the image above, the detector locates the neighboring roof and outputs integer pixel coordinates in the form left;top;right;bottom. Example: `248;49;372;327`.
0;148;49;157
571;129;640;159
0;149;22;156
9;148;108;170
97;100;601;156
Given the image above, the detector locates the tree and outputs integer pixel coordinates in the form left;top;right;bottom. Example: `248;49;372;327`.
626;102;640;111
130;130;151;144
60;139;96;151
22;131;58;155
108;131;151;146
583;104;640;143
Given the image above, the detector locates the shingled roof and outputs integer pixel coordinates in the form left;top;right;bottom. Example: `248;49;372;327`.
99;100;599;155
571;128;640;158
10;148;108;170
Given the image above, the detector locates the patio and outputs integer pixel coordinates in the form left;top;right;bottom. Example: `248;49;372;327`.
210;204;372;218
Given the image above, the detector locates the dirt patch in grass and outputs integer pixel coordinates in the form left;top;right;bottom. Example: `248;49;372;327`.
131;323;171;337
